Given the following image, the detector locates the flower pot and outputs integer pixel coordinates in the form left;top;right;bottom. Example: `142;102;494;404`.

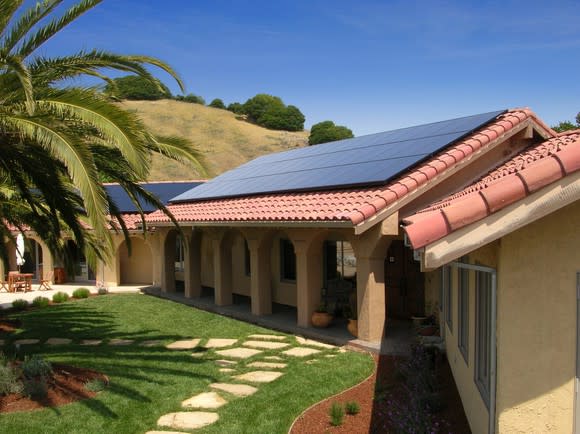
347;319;358;337
312;311;333;328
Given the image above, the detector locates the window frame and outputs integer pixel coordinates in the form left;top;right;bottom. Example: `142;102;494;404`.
174;235;185;272
443;265;452;331
244;240;251;277
458;261;469;363
475;270;492;408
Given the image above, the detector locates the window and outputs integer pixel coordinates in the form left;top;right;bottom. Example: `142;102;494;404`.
443;266;452;331
280;239;296;281
475;270;492;407
244;240;251;276
323;240;356;287
458;261;469;363
175;235;184;272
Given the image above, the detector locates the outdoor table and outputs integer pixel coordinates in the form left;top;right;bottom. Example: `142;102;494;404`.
8;273;33;292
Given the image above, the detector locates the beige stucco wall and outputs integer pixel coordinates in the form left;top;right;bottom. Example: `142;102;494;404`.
494;199;580;433
118;237;153;284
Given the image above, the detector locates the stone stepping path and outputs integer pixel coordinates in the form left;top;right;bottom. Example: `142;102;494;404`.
215;359;236;367
247;334;286;341
282;347;321;357
46;338;72;345
243;340;289;350
264;355;284;361
14;339;39;345
190;352;205;358
157;412;218;430
295;336;335;349
146;431;189;434
247;361;287;369
234;370;283;383
219;368;235;373
204;338;237;348
81;339;102;346
108;339;134;346
140;340;165;347
181;391;227;409
166;339;200;350
210;382;258;397
215;347;262;359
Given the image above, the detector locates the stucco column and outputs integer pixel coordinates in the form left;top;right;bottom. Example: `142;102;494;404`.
356;255;387;343
294;238;323;328
248;238;272;315
213;238;233;306
184;230;202;298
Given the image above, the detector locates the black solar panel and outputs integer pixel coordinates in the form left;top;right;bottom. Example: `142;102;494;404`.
106;182;204;213
171;110;506;202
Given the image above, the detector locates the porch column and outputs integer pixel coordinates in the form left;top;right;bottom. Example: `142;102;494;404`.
162;229;176;293
184;230;202;298
248;236;271;315
356;255;387;343
293;238;323;328
213;237;232;306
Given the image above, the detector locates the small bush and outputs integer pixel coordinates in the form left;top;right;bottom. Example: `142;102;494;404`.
52;291;69;303
329;402;345;427
345;401;360;415
97;287;108;295
22;354;52;379
32;296;50;308
72;287;90;299
0;363;23;395
12;299;29;311
23;377;48;398
85;378;106;392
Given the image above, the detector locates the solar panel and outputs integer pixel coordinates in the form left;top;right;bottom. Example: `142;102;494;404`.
106;182;204;213
171;110;506;202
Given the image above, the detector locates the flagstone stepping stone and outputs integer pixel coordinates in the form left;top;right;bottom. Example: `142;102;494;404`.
14;339;39;345
181;391;227;409
264;356;284;361
247;361;287;369
234;370;284;383
215;359;236;367
80;339;102;346
215;348;262;359
166;339;200;350
45;338;72;345
295;336;335;349
247;334;286;341
338;347;347;353
219;368;235;373
210;382;258;397
282;347;321;357
108;339;134;346
306;360;319;365
146;431;189;434
325;355;337;358
204;338;238;348
157;412;218;430
243;340;289;350
140;340;165;347
190;352;205;358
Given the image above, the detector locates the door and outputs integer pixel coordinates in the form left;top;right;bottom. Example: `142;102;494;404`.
384;240;424;319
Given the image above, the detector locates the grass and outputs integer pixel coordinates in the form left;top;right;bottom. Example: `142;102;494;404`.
0;294;374;434
121;100;308;180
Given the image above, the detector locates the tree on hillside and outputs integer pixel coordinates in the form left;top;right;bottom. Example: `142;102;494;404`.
309;121;354;145
259;105;305;131
209;98;226;109
0;0;205;267
104;75;171;100
242;94;285;123
175;93;205;105
552;112;580;132
227;102;244;114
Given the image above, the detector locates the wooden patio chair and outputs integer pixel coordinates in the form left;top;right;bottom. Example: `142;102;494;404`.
0;277;8;292
38;270;53;291
8;271;25;292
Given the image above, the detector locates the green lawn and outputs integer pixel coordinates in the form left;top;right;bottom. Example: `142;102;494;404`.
0;294;374;434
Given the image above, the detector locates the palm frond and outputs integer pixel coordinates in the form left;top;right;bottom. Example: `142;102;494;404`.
2;54;34;113
148;135;208;177
0;0;23;39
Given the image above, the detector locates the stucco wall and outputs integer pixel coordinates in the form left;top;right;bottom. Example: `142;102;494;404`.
200;236;214;287
231;235;251;296
118;237;153;284
494;199;580;433
269;234;297;306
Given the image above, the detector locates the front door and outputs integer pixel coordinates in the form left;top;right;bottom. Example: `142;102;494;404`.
384;240;424;319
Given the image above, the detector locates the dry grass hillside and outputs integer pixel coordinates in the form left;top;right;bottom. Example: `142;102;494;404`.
121;99;309;180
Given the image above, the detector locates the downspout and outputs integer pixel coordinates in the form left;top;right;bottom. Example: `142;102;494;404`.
452;261;497;434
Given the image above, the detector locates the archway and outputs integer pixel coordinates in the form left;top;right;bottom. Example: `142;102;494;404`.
118;237;153;284
66;240;95;282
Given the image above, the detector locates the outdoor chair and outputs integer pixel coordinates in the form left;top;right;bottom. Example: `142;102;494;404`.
38;271;53;291
0;277;7;292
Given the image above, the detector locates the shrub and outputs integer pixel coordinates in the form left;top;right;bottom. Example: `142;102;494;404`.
22;354;52;379
175;93;205;104
97;287;109;295
309;120;354;145
85;378;107;392
104;75;171;100
52;291;69;303
226;102;244;114
12;299;28;311
72;287;91;299
32;296;50;308
0;362;23;396
259;104;305;131
208;98;226;109
23;377;48;398
329;402;345;426
345;401;360;415
242;94;284;123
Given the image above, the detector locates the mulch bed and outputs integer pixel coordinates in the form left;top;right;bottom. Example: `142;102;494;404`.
0;364;108;413
0;319;22;334
291;353;471;434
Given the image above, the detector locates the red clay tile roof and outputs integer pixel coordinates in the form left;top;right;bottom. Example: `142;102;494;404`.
111;213;146;231
146;109;547;226
402;130;580;249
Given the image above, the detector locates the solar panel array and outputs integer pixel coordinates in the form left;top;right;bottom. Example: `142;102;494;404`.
106;182;204;213
172;110;506;203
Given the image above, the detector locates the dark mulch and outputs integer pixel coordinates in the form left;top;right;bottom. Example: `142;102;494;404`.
291;353;471;434
0;319;22;334
0;364;108;413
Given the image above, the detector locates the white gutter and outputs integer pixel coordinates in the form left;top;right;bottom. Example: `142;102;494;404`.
452;261;497;434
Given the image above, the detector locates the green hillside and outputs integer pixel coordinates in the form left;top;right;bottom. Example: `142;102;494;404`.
120;99;309;180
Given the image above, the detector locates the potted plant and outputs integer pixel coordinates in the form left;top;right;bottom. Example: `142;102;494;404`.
343;305;358;338
312;302;333;328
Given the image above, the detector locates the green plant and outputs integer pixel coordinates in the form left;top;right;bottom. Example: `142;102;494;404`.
329;401;345;426
309;120;354;145
97;287;109;295
12;299;29;311
315;302;329;313
22;355;52;379
52;292;70;303
72;287;91;299
32;296;50;308
0;362;23;396
345;400;360;415
85;378;107;392
208;98;226;109
23;377;48;398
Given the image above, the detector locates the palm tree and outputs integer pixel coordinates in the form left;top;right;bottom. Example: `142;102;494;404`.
0;0;205;266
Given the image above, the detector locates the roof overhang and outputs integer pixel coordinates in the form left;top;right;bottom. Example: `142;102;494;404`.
144;219;354;229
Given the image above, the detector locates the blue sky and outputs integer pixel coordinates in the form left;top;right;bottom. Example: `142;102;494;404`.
38;0;580;135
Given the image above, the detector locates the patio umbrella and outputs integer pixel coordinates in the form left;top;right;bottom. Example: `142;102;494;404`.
16;234;25;272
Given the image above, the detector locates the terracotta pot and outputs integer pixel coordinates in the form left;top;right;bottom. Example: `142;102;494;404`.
312;312;333;328
347;319;358;337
